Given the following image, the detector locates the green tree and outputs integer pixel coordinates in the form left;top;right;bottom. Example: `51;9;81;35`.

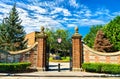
83;25;103;48
45;28;55;51
45;29;71;57
0;4;27;51
55;29;71;56
103;16;120;51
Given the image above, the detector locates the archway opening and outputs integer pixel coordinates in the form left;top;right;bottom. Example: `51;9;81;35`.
46;34;72;72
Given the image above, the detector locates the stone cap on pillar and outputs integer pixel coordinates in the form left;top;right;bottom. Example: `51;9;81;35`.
36;26;48;38
72;26;82;39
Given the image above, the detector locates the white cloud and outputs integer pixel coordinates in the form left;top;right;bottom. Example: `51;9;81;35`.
84;10;92;17
17;8;31;27
0;2;12;8
63;18;79;22
24;18;64;34
24;26;39;34
38;1;57;8
17;2;28;8
94;8;110;16
79;19;105;26
50;14;58;19
51;7;71;16
17;8;65;33
67;18;105;27
69;0;79;8
51;8;62;14
55;0;64;3
27;5;47;14
63;9;71;16
66;18;105;27
67;24;77;27
0;2;12;18
1;0;119;35
112;11;120;16
73;5;91;18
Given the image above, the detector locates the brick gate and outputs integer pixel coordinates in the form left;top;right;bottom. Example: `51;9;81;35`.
35;26;83;71
7;26;120;71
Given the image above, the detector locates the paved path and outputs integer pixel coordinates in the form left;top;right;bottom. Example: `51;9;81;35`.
0;77;120;79
0;72;120;79
49;62;70;71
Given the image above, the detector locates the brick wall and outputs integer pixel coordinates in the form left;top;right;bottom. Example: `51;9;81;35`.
25;32;36;47
25;32;40;47
83;44;120;64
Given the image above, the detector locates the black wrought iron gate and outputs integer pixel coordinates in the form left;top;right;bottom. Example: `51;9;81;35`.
69;47;72;71
45;43;49;71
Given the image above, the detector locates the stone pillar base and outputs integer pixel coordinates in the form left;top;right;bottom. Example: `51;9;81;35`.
37;67;45;71
72;68;83;71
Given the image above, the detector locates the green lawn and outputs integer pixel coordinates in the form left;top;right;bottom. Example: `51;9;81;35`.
49;56;70;62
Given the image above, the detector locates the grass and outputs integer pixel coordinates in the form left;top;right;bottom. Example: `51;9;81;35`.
49;56;70;62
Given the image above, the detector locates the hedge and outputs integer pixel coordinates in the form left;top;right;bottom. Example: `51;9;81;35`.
0;62;31;73
82;63;120;74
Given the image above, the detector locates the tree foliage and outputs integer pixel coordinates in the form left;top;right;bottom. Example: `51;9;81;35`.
103;16;120;51
45;28;71;56
0;4;27;51
94;30;113;52
83;25;103;48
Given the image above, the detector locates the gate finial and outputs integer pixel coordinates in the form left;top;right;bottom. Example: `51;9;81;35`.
72;26;82;38
41;26;44;33
75;26;78;34
36;26;47;38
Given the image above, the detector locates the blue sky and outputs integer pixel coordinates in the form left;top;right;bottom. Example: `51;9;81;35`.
0;0;120;37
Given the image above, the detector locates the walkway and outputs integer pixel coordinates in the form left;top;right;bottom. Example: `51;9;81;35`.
0;71;120;79
0;62;120;79
49;62;70;71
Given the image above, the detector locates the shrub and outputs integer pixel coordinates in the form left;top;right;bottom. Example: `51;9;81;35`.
82;63;102;73
101;64;120;74
0;62;31;73
82;63;120;74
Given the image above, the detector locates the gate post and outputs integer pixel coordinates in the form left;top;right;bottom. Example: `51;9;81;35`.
72;26;82;71
36;26;47;71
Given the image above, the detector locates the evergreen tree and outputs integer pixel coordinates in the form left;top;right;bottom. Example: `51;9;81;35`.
0;4;27;51
94;30;113;52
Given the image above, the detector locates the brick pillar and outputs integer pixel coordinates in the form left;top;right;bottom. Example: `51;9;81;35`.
72;26;82;71
36;26;47;71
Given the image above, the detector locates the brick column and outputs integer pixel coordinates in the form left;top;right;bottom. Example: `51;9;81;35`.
72;27;82;71
36;26;47;71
